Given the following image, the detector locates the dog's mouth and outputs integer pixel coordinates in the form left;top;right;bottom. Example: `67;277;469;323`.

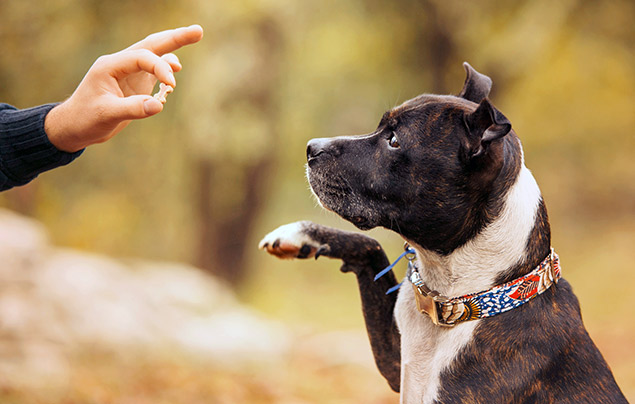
307;166;378;230
348;215;373;230
306;152;324;167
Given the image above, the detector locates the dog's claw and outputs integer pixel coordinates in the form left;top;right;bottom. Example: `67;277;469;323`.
315;245;330;259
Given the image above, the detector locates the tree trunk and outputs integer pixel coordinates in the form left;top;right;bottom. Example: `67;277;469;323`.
194;16;282;286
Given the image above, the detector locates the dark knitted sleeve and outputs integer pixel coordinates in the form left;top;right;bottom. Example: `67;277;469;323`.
0;103;84;191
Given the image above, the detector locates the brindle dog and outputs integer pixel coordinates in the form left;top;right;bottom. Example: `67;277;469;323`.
260;63;627;404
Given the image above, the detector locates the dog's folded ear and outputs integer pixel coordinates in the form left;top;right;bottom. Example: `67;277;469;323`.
463;99;512;159
459;62;492;104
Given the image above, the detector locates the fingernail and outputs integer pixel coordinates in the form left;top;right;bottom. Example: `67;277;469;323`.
143;99;152;115
143;99;156;115
168;72;176;87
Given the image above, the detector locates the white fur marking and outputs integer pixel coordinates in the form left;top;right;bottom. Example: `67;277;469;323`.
414;164;542;297
258;221;317;250
397;284;480;404
395;162;543;403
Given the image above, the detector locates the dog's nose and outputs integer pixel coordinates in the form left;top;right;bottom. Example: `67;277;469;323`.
306;138;330;161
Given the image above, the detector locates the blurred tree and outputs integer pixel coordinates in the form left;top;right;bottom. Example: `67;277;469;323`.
0;1;85;215
181;13;284;285
1;0;632;293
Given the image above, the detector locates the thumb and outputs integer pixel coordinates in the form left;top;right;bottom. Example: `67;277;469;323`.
108;95;164;121
142;97;163;117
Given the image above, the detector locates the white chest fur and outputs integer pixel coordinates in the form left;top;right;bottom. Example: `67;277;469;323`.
395;284;479;404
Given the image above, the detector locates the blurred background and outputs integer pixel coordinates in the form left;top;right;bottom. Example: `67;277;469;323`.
0;0;633;402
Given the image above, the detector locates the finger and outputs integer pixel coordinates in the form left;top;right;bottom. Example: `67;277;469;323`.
161;53;182;72
127;24;204;56
101;49;176;87
105;94;164;121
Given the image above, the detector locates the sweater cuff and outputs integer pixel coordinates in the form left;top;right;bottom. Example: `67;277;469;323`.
0;103;84;187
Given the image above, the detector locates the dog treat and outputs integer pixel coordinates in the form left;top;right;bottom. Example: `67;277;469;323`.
153;83;174;104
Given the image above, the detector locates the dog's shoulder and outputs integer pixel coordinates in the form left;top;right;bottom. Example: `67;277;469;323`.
437;279;627;403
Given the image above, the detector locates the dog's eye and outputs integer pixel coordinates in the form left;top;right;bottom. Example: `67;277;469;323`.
388;132;400;148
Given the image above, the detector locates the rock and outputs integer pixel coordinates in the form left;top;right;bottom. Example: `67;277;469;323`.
291;330;376;369
0;209;49;282
0;208;290;388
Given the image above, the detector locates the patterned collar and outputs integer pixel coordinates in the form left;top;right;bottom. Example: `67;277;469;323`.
406;248;561;327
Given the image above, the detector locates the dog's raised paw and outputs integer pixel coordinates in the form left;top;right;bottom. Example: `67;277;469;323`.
259;221;324;259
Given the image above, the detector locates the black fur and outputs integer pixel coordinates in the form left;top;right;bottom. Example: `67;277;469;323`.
440;279;624;404
302;223;401;391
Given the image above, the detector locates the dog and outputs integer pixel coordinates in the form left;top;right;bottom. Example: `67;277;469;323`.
259;63;627;403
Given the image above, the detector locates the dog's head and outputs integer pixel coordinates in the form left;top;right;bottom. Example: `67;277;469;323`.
306;63;522;255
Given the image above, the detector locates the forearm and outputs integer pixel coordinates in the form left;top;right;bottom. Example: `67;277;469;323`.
301;225;403;391
0;103;83;191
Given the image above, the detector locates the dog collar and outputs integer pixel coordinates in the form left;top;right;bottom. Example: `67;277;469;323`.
406;248;561;327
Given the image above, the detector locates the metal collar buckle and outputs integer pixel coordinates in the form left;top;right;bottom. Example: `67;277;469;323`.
405;248;455;328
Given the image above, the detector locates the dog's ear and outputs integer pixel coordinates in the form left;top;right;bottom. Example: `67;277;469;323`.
459;62;492;104
463;99;511;159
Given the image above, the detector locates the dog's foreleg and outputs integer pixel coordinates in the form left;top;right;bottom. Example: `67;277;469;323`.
260;221;401;392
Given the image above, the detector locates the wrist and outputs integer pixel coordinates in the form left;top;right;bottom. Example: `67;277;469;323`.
44;101;84;153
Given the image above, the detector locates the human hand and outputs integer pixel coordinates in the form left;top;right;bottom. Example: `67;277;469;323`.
45;24;204;152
